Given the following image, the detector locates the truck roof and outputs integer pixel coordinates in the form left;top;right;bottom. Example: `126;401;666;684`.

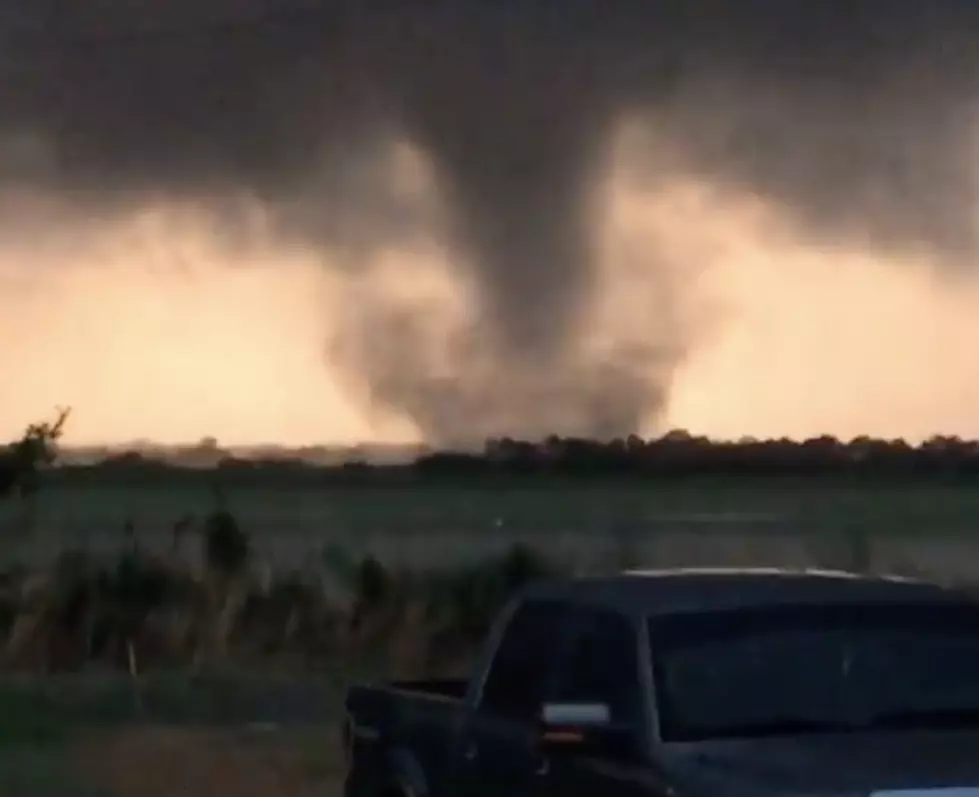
521;567;974;618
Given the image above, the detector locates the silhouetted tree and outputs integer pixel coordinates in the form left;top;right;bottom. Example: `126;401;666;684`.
0;408;70;500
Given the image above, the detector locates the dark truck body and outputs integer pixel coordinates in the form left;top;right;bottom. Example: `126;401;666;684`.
345;678;469;797
344;568;979;797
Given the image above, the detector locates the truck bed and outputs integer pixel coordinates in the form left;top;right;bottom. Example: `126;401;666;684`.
386;678;469;699
345;677;468;737
344;678;471;796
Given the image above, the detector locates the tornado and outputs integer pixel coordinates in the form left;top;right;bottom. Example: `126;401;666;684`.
1;1;979;443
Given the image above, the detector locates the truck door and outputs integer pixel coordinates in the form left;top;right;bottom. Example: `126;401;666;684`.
453;599;573;797
535;607;655;797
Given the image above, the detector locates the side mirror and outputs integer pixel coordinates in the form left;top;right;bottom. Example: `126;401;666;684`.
538;702;638;760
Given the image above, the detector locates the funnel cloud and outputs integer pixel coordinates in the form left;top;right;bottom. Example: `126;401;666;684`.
3;1;979;444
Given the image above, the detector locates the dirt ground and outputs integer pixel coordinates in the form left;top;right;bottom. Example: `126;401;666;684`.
70;726;344;797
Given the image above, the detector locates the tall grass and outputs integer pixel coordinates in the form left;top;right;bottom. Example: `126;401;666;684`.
0;506;562;679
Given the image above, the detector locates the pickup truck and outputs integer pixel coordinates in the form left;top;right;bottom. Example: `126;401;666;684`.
344;567;979;797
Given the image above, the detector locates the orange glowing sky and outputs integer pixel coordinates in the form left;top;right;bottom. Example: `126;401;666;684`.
3;127;979;447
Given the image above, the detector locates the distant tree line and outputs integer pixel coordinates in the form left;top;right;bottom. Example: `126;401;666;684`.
15;427;979;487
417;431;979;481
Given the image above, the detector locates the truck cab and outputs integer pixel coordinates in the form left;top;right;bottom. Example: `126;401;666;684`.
345;568;979;797
453;593;653;796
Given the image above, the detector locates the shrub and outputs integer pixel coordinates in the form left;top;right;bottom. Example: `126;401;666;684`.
202;509;250;579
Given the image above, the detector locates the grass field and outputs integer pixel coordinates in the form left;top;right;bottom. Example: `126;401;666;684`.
0;675;346;796
2;482;979;577
72;726;343;797
0;481;978;793
0;727;344;797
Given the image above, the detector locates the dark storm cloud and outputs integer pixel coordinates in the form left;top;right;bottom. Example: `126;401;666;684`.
3;1;979;441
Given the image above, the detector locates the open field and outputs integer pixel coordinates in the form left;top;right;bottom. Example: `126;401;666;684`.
0;676;345;796
0;481;977;794
0;727;344;797
74;726;343;797
3;482;979;578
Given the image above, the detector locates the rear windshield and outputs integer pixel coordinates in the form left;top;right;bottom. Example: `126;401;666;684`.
649;601;979;741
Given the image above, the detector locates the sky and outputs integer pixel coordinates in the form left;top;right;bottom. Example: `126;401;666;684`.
4;1;979;447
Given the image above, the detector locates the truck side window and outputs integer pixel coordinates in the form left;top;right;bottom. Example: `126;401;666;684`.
478;600;569;722
552;609;641;727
